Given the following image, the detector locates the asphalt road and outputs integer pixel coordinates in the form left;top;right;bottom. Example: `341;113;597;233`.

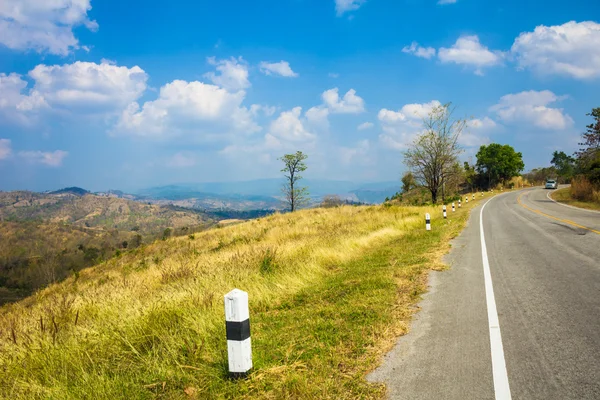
368;188;600;400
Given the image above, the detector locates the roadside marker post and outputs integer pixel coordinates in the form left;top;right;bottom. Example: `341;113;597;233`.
466;197;469;204
443;205;447;219
458;200;462;208
473;194;475;200
426;213;431;231
452;203;455;212
224;289;252;378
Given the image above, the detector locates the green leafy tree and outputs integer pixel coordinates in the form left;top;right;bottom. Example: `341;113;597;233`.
404;103;466;203
550;151;575;181
476;144;525;188
575;107;600;184
279;151;309;212
401;172;417;193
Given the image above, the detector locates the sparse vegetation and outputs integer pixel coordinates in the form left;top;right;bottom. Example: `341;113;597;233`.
0;198;487;399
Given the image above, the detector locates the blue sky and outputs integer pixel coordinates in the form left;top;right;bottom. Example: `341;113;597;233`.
1;0;599;192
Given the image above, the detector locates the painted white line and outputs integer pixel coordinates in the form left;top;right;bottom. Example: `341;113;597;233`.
480;198;512;400
546;189;600;214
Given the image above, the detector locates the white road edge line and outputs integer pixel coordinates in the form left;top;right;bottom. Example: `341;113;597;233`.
480;197;512;400
546;189;600;214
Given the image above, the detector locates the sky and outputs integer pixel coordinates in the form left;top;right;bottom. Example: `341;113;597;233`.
0;0;599;192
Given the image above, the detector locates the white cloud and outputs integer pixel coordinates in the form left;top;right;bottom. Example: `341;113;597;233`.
402;42;436;59
329;73;340;78
357;122;374;130
26;61;147;113
437;0;457;4
259;61;298;77
167;152;197;168
511;21;600;79
339;140;370;165
250;104;277;117
0;0;98;55
0;139;12;159
268;107;316;143
378;100;442;150
378;100;441;124
490;90;573;130
18;150;68;167
305;106;330;130
438;35;503;74
335;0;365;16
322;88;365;114
204;57;250;91
116;79;259;138
461;117;496;147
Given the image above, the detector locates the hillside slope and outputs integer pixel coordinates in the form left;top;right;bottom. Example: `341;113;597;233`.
0;200;484;399
0;191;214;305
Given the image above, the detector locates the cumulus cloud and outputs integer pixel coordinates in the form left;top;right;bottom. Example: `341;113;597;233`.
305;106;330;130
357;122;374;130
335;0;365;16
378;100;441;124
0;0;98;55
18;150;68;167
511;21;600;79
378;100;442;150
339;140;370;165
25;61;147;113
438;35;503;75
322;88;365;114
259;61;299;77
250;104;277;117
402;42;436;59
490;90;573;130
461;117;496;147
204;57;250;91
268;107;316;143
116;79;259;138
0;139;12;159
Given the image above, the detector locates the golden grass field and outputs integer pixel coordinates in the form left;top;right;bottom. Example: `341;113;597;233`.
0;194;493;399
551;187;600;211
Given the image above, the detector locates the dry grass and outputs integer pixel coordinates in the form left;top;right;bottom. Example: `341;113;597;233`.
552;186;600;211
0;196;492;399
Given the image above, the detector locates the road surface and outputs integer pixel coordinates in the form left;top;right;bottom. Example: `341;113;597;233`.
368;188;600;400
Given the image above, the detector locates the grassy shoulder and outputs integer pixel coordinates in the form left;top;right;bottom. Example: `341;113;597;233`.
551;187;600;211
0;194;492;399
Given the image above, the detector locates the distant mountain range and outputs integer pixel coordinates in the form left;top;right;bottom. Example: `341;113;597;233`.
131;179;400;210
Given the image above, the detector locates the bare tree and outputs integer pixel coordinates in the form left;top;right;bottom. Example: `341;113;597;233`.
404;103;466;203
279;151;309;212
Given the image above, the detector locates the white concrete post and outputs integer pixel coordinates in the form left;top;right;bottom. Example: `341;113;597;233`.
458;199;462;208
452;203;455;212
425;213;431;231
224;289;252;378
466;196;469;204
443;205;447;219
473;194;475;200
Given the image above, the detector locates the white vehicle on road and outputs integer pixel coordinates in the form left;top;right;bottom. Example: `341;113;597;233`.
545;179;558;189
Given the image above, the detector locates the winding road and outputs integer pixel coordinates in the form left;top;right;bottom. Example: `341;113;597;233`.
369;188;600;400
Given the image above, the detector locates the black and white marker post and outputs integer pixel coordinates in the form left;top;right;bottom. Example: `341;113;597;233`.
473;194;475;200
466;196;469;204
426;213;431;231
224;289;252;378
443;205;447;219
458;199;461;208
452;202;455;212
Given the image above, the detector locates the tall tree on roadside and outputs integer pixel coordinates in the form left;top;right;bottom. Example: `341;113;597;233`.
404;103;466;203
575;107;600;184
550;151;575;181
279;151;309;212
476;144;525;188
